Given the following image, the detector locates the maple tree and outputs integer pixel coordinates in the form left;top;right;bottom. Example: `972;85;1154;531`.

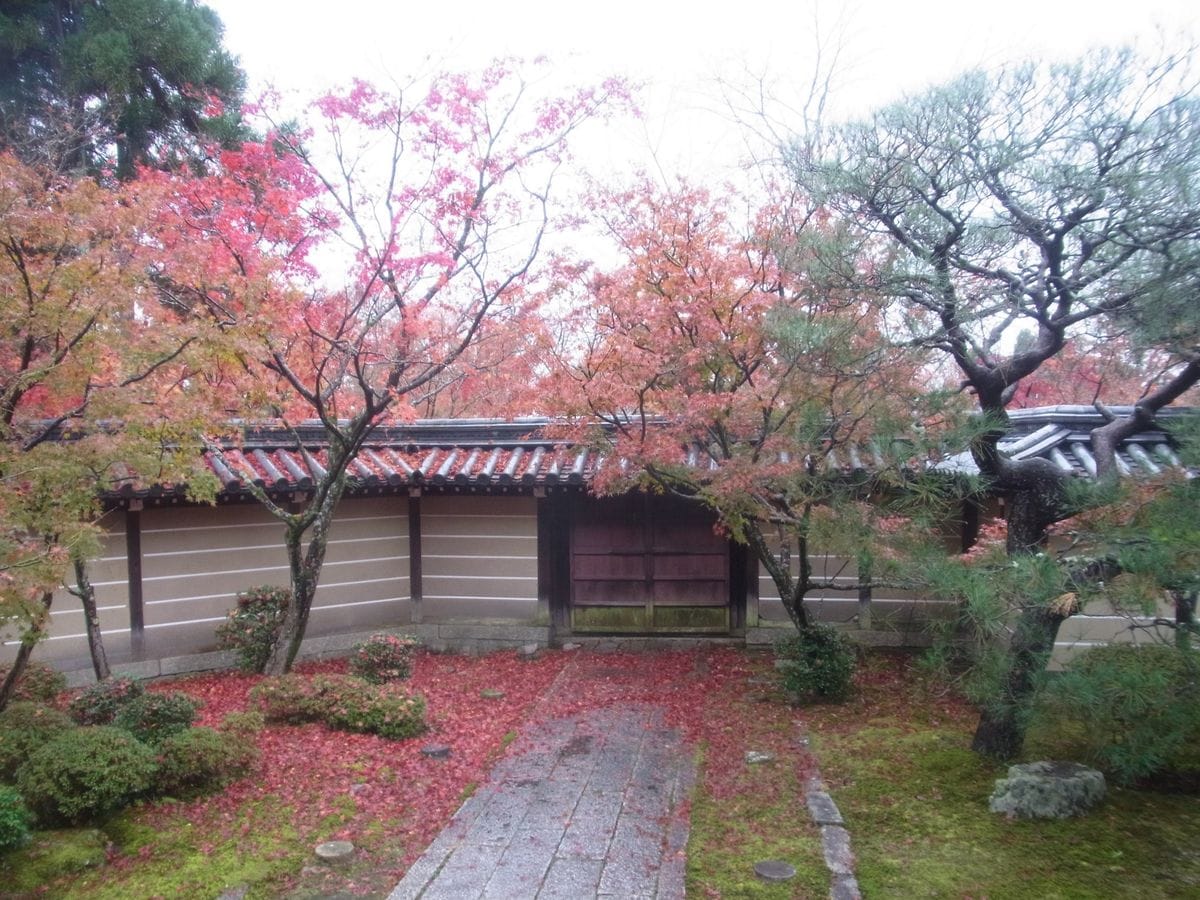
189;65;630;674
0;151;256;706
791;46;1200;757
541;177;943;634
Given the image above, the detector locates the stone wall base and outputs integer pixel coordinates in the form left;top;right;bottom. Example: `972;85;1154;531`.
61;621;554;687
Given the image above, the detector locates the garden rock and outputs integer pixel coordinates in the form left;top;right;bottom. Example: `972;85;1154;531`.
989;761;1106;820
745;751;775;765
754;860;796;882
314;840;355;866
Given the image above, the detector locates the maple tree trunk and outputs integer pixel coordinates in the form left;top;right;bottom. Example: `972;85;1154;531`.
0;591;53;712
73;556;111;681
264;482;345;675
745;522;813;631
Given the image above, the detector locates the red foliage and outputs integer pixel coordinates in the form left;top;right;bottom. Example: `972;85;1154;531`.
109;646;834;893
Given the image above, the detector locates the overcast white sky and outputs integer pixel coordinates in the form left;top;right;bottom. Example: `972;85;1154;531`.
206;0;1199;180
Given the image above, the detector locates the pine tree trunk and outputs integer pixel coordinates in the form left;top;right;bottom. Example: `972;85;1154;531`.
73;556;111;681
969;474;1066;759
0;591;53;712
970;605;1066;758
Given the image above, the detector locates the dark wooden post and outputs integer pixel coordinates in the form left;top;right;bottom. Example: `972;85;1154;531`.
125;501;145;659
535;488;552;627
408;488;422;624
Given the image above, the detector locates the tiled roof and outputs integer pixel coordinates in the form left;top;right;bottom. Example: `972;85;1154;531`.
110;406;1194;500
938;405;1191;479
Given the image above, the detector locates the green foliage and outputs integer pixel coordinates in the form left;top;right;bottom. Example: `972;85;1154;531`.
316;674;426;740
218;709;266;738
0;701;74;781
68;676;145;725
249;672;426;740
152;726;258;799
217;586;291;673
0;661;66;704
1037;644;1200;784
248;673;325;724
113;691;198;745
0;785;33;853
0;0;248;176
349;632;417;683
775;625;856;702
16;726;156;825
917;549;1068;711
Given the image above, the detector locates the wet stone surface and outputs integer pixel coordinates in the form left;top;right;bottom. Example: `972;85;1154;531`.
389;704;694;899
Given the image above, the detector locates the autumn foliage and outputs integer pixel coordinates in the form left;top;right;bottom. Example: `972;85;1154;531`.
542;178;934;629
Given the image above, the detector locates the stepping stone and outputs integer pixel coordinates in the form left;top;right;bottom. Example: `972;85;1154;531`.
755;860;796;882
745;751;775;765
314;840;355;866
421;744;452;759
480;688;505;699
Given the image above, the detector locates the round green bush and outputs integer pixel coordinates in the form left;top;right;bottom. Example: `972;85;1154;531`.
113;691;198;745
153;727;258;799
0;661;67;704
219;709;266;738
349;632;418;683
1040;643;1200;784
314;674;426;740
216;585;291;673
775;625;857;703
0;785;34;853
16;726;157;825
249;673;325;724
0;702;75;782
68;676;145;726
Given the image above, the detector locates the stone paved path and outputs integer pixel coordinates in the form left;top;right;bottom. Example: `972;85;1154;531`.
388;703;694;899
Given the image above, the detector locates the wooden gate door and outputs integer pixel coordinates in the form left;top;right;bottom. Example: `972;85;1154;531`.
570;493;730;633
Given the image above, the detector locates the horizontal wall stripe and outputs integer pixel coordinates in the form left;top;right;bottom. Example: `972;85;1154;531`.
422;533;533;541
424;554;537;562
424;594;538;602
423;574;536;583
142;535;405;559
310;596;408;611
142;563;290;583
49;604;126;617
143;520;282;535
145;615;227;629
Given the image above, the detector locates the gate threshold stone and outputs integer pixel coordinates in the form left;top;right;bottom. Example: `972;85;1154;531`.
389;703;694;899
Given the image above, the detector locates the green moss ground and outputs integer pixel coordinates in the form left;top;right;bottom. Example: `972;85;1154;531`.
814;714;1200;898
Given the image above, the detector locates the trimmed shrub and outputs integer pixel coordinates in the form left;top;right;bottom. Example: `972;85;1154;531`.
219;709;266;738
775;625;857;703
1039;643;1200;784
250;673;426;739
153;727;258;799
0;786;33;853
16;726;157;825
315;674;426;740
113;692;198;745
350;632;418;683
249;674;326;724
0;702;75;781
0;661;67;705
216;585;291;673
68;677;144;726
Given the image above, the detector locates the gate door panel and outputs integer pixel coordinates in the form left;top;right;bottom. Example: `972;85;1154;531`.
570;494;729;633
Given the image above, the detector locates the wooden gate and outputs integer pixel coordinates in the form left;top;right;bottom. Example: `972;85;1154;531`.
570;493;730;633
